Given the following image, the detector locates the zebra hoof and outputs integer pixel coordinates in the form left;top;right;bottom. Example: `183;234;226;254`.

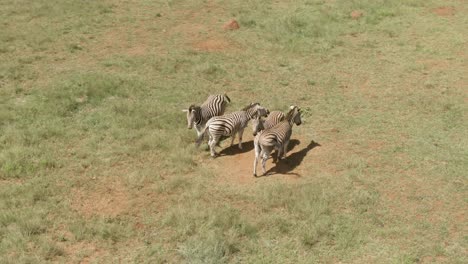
253;173;257;177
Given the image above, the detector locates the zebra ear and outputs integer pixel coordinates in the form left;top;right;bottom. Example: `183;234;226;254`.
182;109;188;112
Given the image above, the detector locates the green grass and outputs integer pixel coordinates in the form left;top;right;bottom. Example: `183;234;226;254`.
1;0;467;262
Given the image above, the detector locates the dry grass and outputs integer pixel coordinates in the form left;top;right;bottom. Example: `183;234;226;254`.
1;0;467;263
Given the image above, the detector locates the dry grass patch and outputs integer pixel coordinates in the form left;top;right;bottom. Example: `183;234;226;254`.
71;177;130;218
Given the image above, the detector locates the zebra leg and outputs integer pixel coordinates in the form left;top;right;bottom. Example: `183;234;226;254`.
207;133;212;146
215;135;222;147
276;143;284;161
274;147;281;163
281;139;290;159
253;141;261;177
230;132;236;146
274;142;283;162
209;136;220;157
262;147;273;176
238;128;244;149
195;130;205;148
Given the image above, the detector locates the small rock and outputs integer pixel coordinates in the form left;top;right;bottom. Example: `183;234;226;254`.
351;10;364;19
223;19;240;30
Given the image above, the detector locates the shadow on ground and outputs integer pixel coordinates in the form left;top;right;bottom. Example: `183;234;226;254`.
219;140;254;156
219;139;302;156
263;140;321;177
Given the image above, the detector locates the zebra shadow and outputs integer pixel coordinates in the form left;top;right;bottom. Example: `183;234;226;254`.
219;139;302;157
264;140;321;177
218;140;255;156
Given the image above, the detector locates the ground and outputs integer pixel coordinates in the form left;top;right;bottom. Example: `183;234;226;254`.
0;0;467;263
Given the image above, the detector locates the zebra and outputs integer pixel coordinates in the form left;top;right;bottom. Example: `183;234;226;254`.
252;110;286;136
202;103;269;157
182;93;231;147
253;106;302;177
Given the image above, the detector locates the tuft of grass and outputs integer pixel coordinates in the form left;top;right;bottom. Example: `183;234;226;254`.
177;229;241;264
69;218;132;243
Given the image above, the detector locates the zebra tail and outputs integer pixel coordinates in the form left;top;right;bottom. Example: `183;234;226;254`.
199;118;212;137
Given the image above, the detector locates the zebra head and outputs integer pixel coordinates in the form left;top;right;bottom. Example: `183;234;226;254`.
287;105;302;126
243;103;270;120
252;115;265;136
182;105;201;129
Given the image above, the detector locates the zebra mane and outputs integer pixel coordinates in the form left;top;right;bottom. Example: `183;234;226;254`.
242;102;259;111
286;106;300;121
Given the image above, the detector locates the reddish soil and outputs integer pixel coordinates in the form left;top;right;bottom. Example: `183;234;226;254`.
166;1;238;53
0;178;24;186
418;58;453;71
432;6;456;16
62;241;108;264
169;20;236;52
71;177;130;218
350;10;364;19
223;19;240;30
193;38;234;52
208;134;321;185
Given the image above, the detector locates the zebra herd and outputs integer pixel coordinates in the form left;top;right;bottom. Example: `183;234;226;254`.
183;93;302;177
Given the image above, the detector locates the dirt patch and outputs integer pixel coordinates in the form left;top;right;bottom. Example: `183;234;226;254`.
350;10;364;19
92;25;156;58
378;169;466;227
432;6;456;16
223;19;240;30
71;177;130;218
171;20;238;52
166;1;239;53
207;134;320;185
193;38;234;52
0;178;24;186
418;59;451;71
61;241;108;264
367;140;387;151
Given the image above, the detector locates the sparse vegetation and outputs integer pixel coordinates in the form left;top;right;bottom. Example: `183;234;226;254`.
1;0;466;263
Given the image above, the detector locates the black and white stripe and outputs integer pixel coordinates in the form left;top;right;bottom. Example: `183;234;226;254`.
253;106;302;176
203;103;269;157
252;110;286;136
183;93;231;146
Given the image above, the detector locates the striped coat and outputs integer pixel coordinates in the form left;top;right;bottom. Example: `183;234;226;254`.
183;93;231;146
252;111;286;136
253;106;302;176
203;103;269;157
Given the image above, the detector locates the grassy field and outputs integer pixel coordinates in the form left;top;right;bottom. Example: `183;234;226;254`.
0;0;467;263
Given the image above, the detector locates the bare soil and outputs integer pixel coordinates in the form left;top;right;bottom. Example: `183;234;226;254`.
209;134;320;185
193;38;235;52
62;241;108;264
71;177;130;218
432;6;456;16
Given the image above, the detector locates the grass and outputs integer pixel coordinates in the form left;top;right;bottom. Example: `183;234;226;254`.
1;0;467;263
